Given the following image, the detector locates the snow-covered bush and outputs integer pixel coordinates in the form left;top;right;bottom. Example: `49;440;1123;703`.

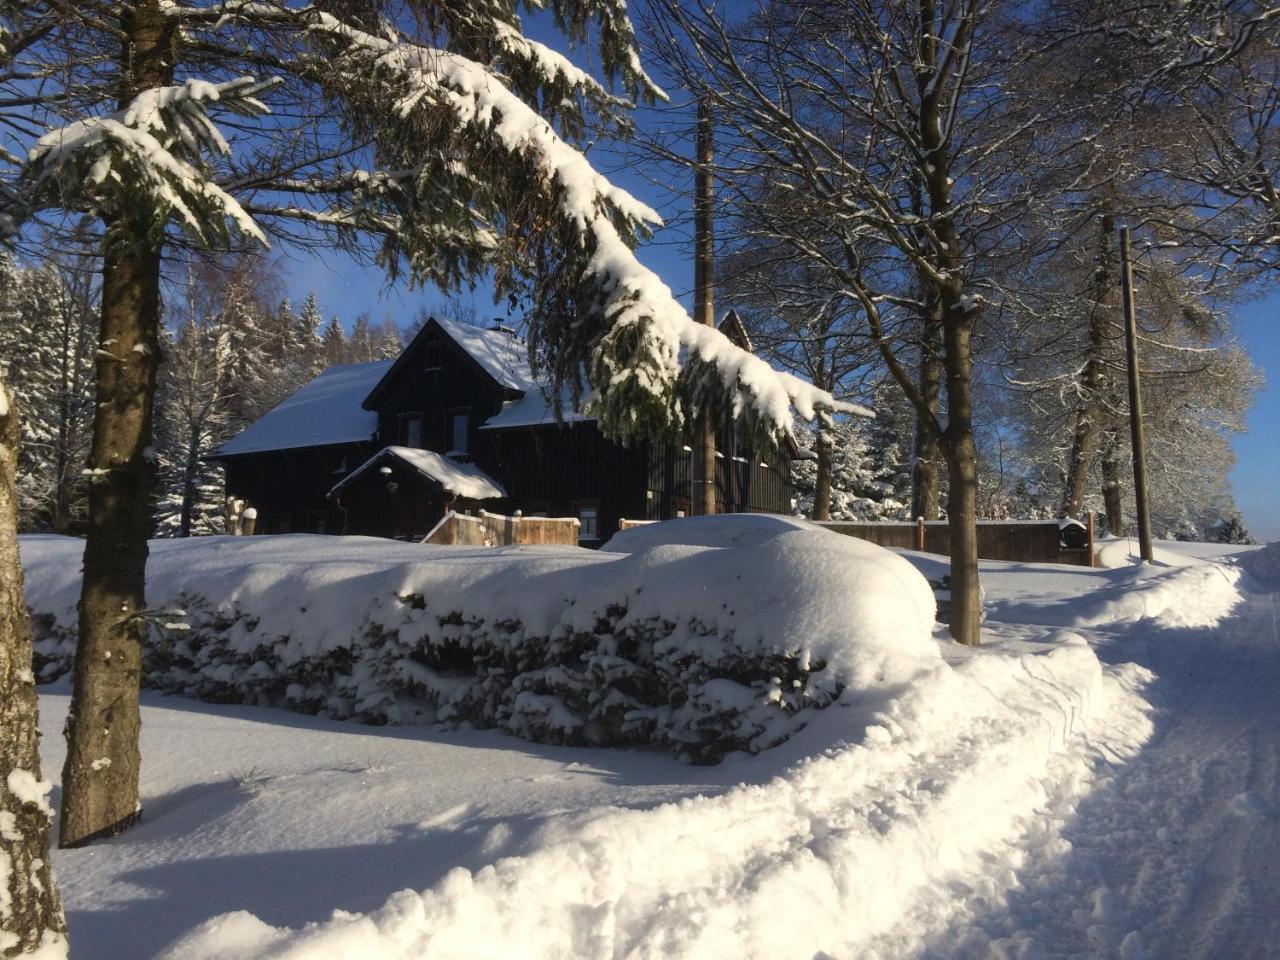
22;517;938;761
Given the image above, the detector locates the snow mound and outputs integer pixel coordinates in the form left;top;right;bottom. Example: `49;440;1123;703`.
1072;562;1243;631
1239;541;1280;588
1094;537;1204;569
603;512;814;552
21;521;938;759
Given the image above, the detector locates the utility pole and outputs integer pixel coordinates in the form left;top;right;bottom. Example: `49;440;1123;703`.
1119;226;1154;563
693;100;717;516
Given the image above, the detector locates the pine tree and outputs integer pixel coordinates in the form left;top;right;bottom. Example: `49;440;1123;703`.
320;315;347;367
349;313;374;363
792;416;911;522
375;317;403;359
1213;513;1255;546
0;256;95;532
291;293;324;380
154;318;234;537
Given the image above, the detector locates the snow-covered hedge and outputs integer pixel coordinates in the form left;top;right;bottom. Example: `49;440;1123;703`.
20;517;938;761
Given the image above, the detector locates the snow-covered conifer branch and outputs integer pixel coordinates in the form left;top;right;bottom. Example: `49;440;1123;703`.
305;14;844;443
1;76;277;247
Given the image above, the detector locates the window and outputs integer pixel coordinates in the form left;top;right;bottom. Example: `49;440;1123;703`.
424;340;442;370
449;410;470;455
577;505;599;541
400;414;423;448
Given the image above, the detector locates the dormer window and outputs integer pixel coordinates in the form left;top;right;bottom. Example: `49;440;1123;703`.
423;340;442;371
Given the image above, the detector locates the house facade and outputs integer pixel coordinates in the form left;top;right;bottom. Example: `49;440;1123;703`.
212;314;796;544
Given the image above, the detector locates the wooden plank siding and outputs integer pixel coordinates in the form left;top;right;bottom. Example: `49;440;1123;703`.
645;444;793;519
819;520;1094;567
220;442;375;535
478;422;648;545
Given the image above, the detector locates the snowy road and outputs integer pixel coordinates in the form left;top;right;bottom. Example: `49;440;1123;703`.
932;577;1280;959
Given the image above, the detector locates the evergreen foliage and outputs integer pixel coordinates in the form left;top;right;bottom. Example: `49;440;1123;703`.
0;255;95;532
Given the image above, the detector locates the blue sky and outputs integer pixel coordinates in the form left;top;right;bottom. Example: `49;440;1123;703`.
1229;294;1279;540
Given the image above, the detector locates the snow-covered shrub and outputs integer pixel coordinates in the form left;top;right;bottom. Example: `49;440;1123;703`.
22;517;939;761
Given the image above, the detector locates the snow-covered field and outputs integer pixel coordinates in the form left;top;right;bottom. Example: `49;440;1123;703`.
22;527;1278;959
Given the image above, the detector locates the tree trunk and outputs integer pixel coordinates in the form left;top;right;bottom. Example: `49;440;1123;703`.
59;220;164;847
693;102;717;516
942;307;982;646
0;384;69;956
912;307;943;520
812;423;832;521
917;4;980;646
178;423;200;537
1101;432;1124;536
60;0;173;849
1060;212;1116;518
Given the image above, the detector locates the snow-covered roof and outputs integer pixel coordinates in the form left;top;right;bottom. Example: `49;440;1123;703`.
432;315;536;392
481;385;594;430
329;445;506;501
214;360;392;457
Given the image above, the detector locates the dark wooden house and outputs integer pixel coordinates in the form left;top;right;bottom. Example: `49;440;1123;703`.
213;314;798;543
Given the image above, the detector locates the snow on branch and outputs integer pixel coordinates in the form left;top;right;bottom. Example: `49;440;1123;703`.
1;76;277;247
307;14;850;439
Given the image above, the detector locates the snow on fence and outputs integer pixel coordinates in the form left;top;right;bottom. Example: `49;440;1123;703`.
617;518;655;531
422;509;580;547
820;514;1096;567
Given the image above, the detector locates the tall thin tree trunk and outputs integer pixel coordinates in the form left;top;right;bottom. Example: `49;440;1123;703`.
942;307;981;645
60;0;172;849
1060;212;1116;518
178;423;200;537
0;383;69;956
912;303;943;520
812;423;832;521
918;0;980;645
692;102;717;516
1101;431;1125;535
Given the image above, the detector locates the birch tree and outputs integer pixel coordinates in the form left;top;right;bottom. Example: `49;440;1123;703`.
1;0;840;846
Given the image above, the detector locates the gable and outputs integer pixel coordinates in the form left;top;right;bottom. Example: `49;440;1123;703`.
362;316;534;412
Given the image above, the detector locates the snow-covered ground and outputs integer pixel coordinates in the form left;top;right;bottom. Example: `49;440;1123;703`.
24;530;1278;959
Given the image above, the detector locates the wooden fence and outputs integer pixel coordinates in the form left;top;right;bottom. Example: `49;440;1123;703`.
819;516;1095;566
423;510;581;547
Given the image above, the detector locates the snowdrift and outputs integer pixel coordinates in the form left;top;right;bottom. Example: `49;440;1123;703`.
20;517;938;760
1240;541;1280;588
156;635;1154;960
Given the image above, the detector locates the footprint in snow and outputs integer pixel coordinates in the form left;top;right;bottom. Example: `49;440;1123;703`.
418;801;480;831
1228;791;1274;819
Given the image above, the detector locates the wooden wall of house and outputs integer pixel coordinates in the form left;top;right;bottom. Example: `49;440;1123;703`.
645;444;793;520
221;442;372;534
334;464;452;540
369;328;510;454
479;421;648;545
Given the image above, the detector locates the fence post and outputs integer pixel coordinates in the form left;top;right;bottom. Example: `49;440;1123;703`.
916;516;926;552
